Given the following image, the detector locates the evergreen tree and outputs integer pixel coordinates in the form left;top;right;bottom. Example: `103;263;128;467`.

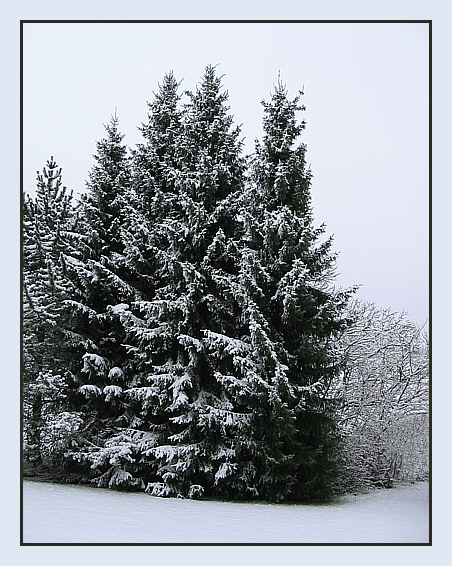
65;113;134;380
243;80;354;499
22;158;80;467
57;116;138;480
112;66;249;497
67;78;186;490
23;158;74;374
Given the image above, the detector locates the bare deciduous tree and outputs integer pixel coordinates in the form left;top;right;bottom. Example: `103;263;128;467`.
331;301;429;492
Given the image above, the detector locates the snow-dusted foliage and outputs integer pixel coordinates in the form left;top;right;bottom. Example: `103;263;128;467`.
22;159;84;467
236;80;355;500
23;369;84;468
22;67;428;500
109;66;251;498
22;158;76;378
331;301;429;492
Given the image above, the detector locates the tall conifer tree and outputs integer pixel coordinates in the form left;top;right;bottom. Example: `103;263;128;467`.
113;66;249;497
76;75;186;490
23;158;74;377
58;116;138;482
245;80;354;499
23;158;80;466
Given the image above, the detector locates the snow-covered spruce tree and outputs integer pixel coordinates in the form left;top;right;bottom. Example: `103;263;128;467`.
58;116;141;482
70;75;186;491
240;80;355;500
110;66;251;498
23;159;73;379
202;283;301;501
23;158;82;468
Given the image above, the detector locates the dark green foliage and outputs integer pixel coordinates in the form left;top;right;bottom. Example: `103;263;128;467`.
107;66;250;498
23;159;74;375
22;158;81;466
23;68;356;501
245;81;355;499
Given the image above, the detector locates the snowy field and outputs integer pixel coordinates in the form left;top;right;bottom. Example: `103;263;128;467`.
22;479;429;544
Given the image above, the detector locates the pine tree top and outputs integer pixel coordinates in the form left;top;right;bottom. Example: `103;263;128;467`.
261;78;307;161
140;71;182;143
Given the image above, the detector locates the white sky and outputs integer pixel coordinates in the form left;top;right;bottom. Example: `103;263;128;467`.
22;22;429;324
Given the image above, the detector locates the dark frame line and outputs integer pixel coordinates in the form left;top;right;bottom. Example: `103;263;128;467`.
19;18;433;547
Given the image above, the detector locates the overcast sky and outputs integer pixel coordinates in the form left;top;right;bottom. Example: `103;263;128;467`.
22;22;429;324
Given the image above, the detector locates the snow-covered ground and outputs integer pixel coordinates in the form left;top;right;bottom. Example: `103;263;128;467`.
22;479;429;544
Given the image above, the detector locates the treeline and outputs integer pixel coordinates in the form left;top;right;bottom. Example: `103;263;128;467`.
22;66;428;501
